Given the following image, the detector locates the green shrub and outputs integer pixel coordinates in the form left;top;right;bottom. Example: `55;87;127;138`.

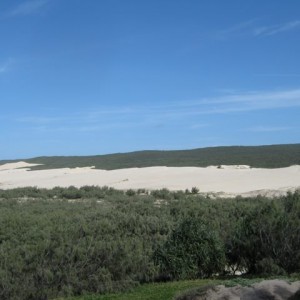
155;217;225;280
191;187;199;194
0;188;300;299
125;189;136;196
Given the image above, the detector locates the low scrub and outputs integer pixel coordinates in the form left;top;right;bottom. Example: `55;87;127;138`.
0;187;299;299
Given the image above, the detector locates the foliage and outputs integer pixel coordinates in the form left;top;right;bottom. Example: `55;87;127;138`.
155;218;225;280
0;187;299;299
191;187;199;194
227;193;300;274
1;144;300;170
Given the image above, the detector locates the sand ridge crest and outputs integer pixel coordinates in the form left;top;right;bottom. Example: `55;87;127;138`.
0;161;43;171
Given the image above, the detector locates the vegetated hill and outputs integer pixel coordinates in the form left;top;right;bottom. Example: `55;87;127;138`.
1;143;300;170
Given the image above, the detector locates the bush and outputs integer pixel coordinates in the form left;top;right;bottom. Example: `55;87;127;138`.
191;187;199;194
255;258;286;276
151;188;172;200
1;187;300;299
125;189;136;196
155;217;225;280
226;192;300;274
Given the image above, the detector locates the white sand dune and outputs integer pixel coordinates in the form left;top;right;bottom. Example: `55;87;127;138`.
0;161;42;171
0;162;299;196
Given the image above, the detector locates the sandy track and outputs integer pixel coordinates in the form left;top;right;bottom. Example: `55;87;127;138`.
0;162;299;196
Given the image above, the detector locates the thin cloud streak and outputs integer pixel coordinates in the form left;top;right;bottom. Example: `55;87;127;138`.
204;89;300;105
243;126;297;133
245;126;295;132
13;88;300;131
254;73;300;77
0;59;14;74
215;20;300;40
214;19;257;40
151;89;300;113
254;20;300;36
15;116;65;124
6;0;49;17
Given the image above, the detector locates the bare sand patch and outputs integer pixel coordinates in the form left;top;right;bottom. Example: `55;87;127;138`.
0;163;299;196
182;280;300;300
0;161;42;171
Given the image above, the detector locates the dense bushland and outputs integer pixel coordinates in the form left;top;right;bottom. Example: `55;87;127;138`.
2;143;300;170
0;187;299;299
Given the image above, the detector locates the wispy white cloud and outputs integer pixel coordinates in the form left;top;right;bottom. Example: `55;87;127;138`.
150;88;300;117
0;66;7;73
6;0;49;17
245;126;294;132
201;89;300;107
254;73;300;77
0;58;14;74
214;20;300;40
15;116;68;124
254;20;300;36
190;124;209;130
14;88;300;132
214;19;257;40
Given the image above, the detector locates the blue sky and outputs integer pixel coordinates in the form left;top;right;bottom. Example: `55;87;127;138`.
1;0;300;159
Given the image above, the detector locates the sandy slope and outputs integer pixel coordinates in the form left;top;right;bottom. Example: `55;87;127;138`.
191;280;300;300
0;162;42;171
0;162;299;196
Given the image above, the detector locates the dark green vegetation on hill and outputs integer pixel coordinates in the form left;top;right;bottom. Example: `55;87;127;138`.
0;187;300;300
1;144;300;170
